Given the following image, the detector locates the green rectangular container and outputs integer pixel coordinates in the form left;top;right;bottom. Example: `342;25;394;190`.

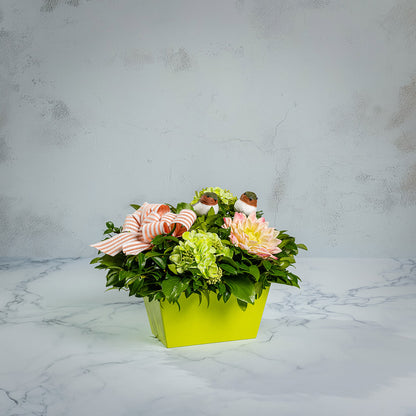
144;286;270;348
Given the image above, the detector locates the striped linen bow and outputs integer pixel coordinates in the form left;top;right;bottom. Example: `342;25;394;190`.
91;202;196;256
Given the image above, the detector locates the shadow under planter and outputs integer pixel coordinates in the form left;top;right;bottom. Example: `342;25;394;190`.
144;286;270;348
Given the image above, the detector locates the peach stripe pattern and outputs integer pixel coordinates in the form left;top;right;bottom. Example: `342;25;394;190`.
91;202;196;256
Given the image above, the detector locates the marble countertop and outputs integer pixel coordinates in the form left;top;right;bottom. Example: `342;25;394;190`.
1;257;415;416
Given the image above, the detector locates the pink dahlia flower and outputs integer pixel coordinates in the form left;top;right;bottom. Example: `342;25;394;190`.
223;212;282;260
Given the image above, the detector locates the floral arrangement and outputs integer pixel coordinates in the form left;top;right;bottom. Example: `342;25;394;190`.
90;187;307;311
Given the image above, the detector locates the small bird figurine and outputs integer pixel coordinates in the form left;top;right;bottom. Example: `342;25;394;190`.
192;192;219;216
234;191;258;216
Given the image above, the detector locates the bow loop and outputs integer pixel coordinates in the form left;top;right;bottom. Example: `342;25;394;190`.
91;203;196;256
122;214;141;233
142;212;162;225
141;221;170;243
171;209;197;237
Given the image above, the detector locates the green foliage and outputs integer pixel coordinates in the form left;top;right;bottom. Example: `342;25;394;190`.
101;221;123;237
91;199;307;311
161;275;191;303
223;276;255;304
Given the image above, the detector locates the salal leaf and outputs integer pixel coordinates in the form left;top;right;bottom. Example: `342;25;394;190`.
145;251;164;258
152;256;166;269
220;263;238;275
176;202;194;212
90;256;102;264
119;270;137;281
135;253;146;270
106;270;119;286
223;276;255;304
129;277;144;295
270;269;287;277
248;265;260;281
125;256;136;269
236;298;248;311
100;254;124;269
254;281;264;298
161;276;190;303
262;260;272;271
220;256;240;269
201;290;210;307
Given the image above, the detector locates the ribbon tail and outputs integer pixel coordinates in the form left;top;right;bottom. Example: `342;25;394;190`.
91;233;136;256
123;241;152;255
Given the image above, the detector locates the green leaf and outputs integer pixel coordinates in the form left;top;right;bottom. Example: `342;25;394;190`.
161;276;190;303
262;260;272;271
220;263;238;275
223;276;255;304
152;256;167;269
151;235;165;247
135;253;146;270
248;265;260;281
218;282;226;295
125;256;136;269
220;256;240;269
145;251;164;258
129;277;144;295
162;236;179;244
90;256;102;264
288;272;301;287
105;221;114;229
254;281;264;298
168;264;178;274
269;268;287;277
176;202;194;212
100;254;124;270
207;207;216;217
297;243;308;251
119;270;137;282
236;298;248;311
201;290;210;307
223;290;231;303
106;270;120;286
130;204;140;211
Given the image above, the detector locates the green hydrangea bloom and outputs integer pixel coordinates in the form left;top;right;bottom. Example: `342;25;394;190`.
191;187;237;206
169;230;232;284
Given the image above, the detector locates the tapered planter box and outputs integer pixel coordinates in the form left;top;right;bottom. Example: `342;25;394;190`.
144;286;270;348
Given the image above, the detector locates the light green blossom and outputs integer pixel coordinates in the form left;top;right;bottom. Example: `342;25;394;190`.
169;230;232;284
191;187;237;206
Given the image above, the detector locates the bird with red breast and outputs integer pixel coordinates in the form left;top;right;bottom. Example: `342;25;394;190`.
234;191;258;216
192;192;219;216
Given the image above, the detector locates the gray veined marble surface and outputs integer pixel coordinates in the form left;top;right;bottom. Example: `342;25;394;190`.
0;258;415;416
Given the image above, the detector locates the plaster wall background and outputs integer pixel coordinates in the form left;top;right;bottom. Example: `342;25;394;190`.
0;0;415;258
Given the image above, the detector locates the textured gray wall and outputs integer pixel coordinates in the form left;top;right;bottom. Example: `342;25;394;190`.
1;0;415;258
